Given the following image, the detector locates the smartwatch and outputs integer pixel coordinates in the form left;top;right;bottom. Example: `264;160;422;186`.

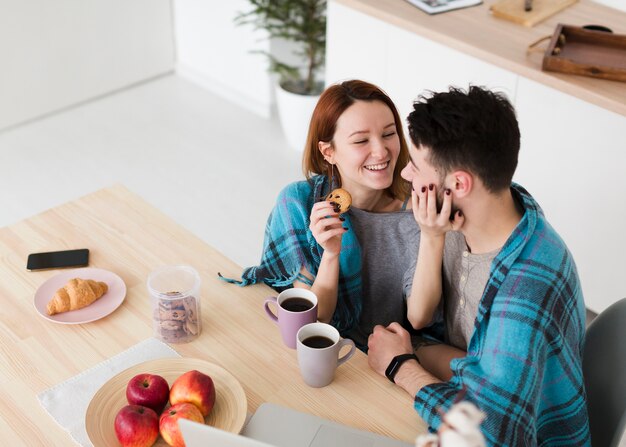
385;353;419;384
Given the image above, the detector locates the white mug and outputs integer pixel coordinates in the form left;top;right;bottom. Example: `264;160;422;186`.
296;322;356;388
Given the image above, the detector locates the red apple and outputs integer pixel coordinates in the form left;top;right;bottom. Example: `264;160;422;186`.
126;373;170;414
114;404;159;447
169;370;216;416
159;402;204;447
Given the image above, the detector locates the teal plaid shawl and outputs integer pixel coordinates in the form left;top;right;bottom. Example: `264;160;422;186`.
415;184;590;446
220;175;363;335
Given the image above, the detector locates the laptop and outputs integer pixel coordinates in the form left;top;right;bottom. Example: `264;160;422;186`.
179;418;273;447
181;402;412;447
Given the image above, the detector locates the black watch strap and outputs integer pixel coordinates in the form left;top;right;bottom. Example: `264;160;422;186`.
385;353;419;384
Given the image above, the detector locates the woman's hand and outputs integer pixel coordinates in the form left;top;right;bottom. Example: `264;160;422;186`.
309;200;347;257
412;184;465;238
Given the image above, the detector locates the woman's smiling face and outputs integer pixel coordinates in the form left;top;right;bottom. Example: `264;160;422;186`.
324;100;401;196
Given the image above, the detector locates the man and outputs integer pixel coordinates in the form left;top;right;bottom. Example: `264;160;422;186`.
368;86;590;446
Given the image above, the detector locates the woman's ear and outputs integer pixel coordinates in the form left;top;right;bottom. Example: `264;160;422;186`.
451;170;473;198
318;141;334;163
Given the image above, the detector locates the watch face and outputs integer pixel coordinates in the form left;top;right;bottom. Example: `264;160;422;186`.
385;354;417;383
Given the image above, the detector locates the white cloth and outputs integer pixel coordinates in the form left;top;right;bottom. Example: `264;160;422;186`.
37;338;180;446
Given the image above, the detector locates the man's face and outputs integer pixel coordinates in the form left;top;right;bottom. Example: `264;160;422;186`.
401;144;446;206
401;144;460;219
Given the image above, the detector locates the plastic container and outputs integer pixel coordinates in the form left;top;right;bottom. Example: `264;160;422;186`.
147;265;201;343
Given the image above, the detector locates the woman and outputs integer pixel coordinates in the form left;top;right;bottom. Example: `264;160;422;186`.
222;80;420;350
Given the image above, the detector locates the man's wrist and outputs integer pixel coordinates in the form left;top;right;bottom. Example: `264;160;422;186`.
385;353;419;384
394;359;422;396
394;360;439;397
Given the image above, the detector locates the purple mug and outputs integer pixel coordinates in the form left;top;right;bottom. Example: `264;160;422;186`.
264;289;318;349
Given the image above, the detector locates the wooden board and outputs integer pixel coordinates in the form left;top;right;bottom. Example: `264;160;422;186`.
543;24;626;82
491;0;578;27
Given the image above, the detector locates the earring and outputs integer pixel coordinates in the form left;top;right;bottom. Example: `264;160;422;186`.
327;162;336;190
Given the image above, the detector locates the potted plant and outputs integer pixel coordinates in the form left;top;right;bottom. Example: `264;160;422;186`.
235;0;327;151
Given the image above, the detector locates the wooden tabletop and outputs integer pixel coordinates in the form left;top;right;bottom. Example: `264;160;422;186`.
334;0;626;117
0;185;425;445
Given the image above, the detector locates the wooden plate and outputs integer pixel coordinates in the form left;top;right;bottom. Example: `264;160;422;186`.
85;358;247;446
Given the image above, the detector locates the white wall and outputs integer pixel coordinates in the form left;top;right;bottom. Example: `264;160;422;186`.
173;0;273;118
0;0;175;131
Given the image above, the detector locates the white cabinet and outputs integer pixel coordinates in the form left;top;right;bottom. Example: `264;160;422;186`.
385;25;518;127
515;77;626;312
327;2;516;135
591;0;626;12
326;1;389;89
326;0;626;312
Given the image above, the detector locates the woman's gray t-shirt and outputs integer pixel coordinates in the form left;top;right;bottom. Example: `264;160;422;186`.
344;206;420;349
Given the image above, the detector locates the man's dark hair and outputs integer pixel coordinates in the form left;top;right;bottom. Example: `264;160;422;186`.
407;86;520;192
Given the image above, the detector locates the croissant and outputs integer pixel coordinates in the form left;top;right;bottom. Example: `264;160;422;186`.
46;278;108;315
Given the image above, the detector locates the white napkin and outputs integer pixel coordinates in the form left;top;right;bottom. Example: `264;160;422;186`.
38;338;180;446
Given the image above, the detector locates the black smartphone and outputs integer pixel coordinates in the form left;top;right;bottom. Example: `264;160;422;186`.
26;248;90;271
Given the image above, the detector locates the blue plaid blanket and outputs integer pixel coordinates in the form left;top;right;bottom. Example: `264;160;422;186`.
415;184;590;446
220;175;363;335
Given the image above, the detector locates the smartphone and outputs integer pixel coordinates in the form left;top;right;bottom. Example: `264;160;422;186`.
26;248;90;271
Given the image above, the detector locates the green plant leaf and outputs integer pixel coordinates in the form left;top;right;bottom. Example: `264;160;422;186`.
234;0;327;95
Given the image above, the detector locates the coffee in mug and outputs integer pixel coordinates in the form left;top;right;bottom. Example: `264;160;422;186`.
280;297;314;312
264;289;318;349
296;322;356;388
302;335;334;349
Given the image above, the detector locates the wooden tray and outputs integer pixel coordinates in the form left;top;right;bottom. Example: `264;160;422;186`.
543;24;626;82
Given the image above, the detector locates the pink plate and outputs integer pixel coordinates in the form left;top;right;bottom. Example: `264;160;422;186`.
33;268;126;324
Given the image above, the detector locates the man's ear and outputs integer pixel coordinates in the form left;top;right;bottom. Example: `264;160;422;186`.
450;170;473;198
318;141;334;163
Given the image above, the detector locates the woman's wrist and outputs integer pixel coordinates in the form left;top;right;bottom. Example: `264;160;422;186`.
420;231;446;244
321;249;340;261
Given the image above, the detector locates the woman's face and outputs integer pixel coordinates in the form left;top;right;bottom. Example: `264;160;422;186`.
325;100;400;195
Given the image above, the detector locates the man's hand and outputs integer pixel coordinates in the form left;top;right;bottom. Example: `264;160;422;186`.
367;323;413;376
368;323;441;397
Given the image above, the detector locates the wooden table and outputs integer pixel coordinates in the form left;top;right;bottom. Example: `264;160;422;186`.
0;185;426;445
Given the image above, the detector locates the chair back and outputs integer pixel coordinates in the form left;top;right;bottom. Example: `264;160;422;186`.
583;298;626;447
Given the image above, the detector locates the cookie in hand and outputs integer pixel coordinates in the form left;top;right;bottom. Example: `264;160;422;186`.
326;188;352;214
